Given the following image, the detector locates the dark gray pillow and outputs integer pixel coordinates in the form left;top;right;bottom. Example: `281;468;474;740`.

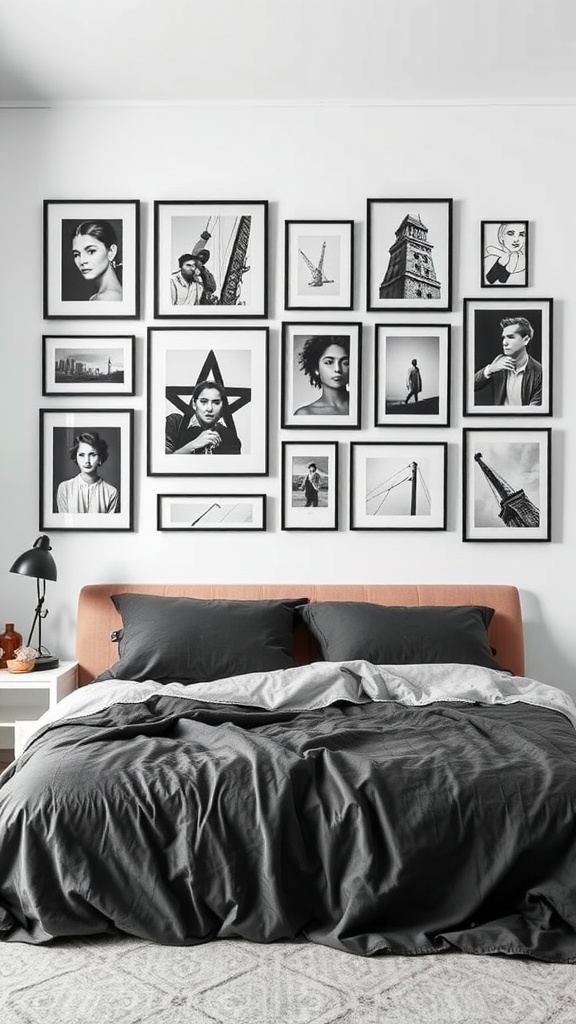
94;593;309;685
299;602;505;671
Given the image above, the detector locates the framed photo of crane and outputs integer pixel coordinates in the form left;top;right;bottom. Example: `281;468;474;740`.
350;441;447;530
284;220;354;310
154;201;268;319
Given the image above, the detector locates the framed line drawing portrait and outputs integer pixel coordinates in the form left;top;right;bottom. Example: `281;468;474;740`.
367;198;453;312
350;442;447;530
284;220;354;310
281;322;362;429
40;408;134;532
43;200;140;319
463;298;552;416
147;327;268;476
281;441;338;531
463;428;551;542
481;221;529;288
157;494;266;531
154;200;268;318
375;324;451;427
42;335;135;396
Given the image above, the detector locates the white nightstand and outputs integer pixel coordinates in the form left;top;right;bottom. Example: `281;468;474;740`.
0;660;78;765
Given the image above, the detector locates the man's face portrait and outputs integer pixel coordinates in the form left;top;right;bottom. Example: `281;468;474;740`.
501;322;529;359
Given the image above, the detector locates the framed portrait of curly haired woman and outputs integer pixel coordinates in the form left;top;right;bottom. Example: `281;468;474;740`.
281;322;362;429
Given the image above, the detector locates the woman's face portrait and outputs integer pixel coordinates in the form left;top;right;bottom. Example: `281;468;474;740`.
499;223;526;253
76;441;100;474
317;344;349;391
193;387;224;427
72;233;116;282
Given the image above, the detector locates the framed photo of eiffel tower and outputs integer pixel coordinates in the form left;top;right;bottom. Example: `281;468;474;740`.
284;220;354;310
367;198;453;312
154;201;268;319
463;428;551;542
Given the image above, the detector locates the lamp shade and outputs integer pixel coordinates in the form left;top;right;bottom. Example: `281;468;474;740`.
10;535;57;582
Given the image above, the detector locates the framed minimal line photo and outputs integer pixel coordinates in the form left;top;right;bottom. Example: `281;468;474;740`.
284;220;354;310
375;324;450;427
463;428;551;542
42;335;135;396
481;221;529;288
43;200;140;319
281;322;362;429
350;442;447;530
367;198;453;312
281;441;338;531
157;494;266;531
154;200;268;318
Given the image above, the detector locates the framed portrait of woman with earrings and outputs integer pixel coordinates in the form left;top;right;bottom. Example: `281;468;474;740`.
281;322;362;429
43;200;140;319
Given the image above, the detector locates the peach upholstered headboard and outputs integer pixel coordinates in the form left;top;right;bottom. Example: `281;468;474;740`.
75;583;524;686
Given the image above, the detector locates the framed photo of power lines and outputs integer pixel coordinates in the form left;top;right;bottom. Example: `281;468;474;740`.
284;220;354;310
157;494;266;531
462;428;551;542
350;441;447;530
154;200;268;318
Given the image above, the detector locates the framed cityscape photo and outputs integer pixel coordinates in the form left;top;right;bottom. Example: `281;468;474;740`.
463;298;552;416
350;442;447;530
42;335;136;396
40;408;134;532
281;322;362;429
154;200;268;318
281;441;338;531
481;220;529;288
375;324;450;427
284;220;354;310
157;494;266;531
463;428;551;542
147;326;268;476
43;200;140;319
367;198;453;312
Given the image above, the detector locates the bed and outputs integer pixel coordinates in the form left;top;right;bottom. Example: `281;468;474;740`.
1;582;576;962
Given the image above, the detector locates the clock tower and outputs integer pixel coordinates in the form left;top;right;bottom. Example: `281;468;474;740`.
379;213;441;301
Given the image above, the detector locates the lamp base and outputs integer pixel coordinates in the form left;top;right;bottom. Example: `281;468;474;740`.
33;655;60;672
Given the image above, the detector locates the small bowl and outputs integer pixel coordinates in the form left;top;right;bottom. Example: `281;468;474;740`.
6;659;36;673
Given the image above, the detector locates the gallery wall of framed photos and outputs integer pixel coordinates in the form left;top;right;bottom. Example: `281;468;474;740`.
39;196;553;543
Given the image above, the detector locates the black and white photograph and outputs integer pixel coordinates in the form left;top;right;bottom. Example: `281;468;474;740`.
367;198;453;312
42;335;135;396
154;201;268;318
481;221;529;288
281;441;338;530
281;322;362;429
43;200;140;319
284;220;354;310
40;409;134;532
463;298;552;416
463;428;551;542
157;494;266;531
350;442;447;530
147;327;268;476
375;324;450;427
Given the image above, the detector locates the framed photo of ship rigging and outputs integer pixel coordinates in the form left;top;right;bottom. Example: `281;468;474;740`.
154;201;268;318
350;441;447;530
284;220;354;310
462;428;551;542
366;198;453;312
281;321;362;429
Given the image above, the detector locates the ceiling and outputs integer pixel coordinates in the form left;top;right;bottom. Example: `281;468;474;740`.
1;0;575;106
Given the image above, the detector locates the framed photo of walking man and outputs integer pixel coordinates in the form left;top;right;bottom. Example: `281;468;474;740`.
375;324;451;427
463;298;552;416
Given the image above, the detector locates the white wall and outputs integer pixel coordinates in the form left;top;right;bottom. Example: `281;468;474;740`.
0;103;574;693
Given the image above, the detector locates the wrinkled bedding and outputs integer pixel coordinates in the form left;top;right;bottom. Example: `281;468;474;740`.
1;661;576;960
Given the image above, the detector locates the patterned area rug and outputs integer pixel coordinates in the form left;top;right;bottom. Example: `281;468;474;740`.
1;935;575;1024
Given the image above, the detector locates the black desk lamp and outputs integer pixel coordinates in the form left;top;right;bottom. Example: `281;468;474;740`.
10;535;59;671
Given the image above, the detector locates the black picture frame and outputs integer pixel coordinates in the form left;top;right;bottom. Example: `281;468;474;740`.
463;297;552;416
154;200;268;319
462;427;551;542
43;200;140;319
281;321;362;429
367;198;453;312
481;220;529;288
284;219;354;310
281;441;339;531
40;408;134;532
157;494;266;531
42;335;136;397
375;324;451;427
350;441;447;530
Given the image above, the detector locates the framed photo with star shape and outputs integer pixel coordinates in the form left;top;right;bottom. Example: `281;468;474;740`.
147;327;269;476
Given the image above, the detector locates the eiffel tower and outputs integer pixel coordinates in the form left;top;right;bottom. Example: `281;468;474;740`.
474;452;539;527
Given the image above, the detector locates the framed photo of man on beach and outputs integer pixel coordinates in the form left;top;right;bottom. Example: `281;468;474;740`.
375;324;451;427
281;441;338;531
154;201;268;319
463;298;552;416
